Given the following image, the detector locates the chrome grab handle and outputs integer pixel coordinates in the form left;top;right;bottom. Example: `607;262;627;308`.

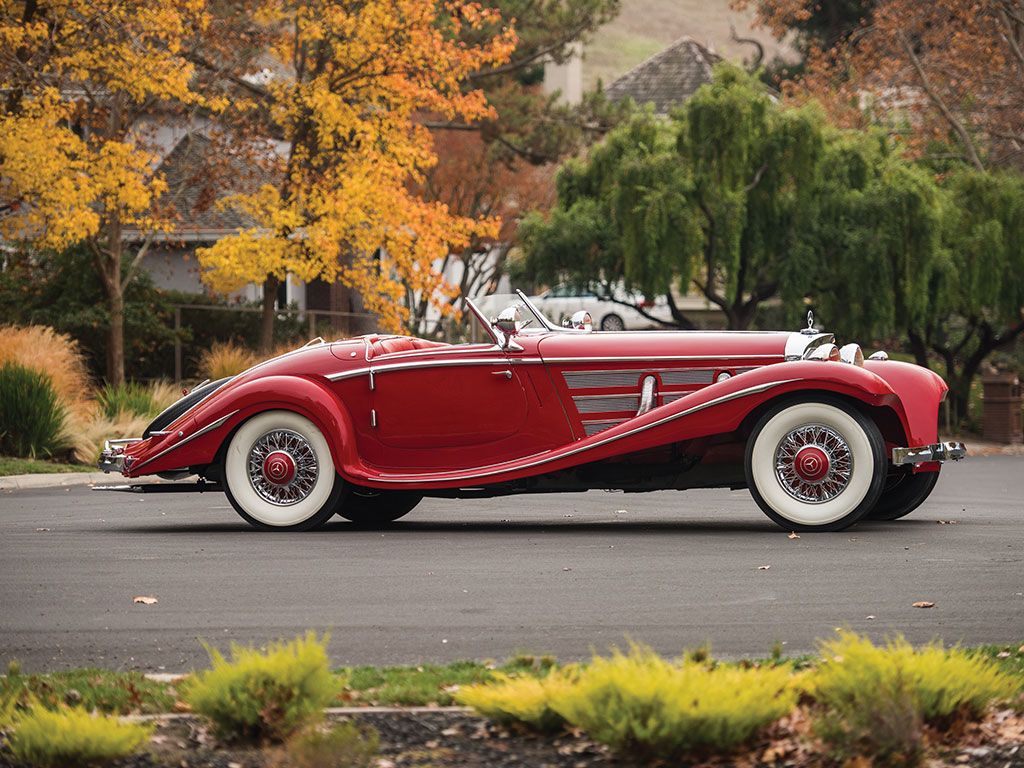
636;375;656;416
492;369;513;380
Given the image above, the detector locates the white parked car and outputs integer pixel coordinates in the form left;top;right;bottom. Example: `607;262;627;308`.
528;284;673;331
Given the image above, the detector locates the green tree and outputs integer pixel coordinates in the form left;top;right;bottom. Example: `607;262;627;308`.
799;130;944;342
919;171;1024;423
520;65;824;329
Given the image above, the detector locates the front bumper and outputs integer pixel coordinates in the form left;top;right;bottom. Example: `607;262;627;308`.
891;442;967;466
98;438;143;474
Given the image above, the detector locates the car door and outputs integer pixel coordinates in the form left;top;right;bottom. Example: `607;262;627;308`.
369;347;529;455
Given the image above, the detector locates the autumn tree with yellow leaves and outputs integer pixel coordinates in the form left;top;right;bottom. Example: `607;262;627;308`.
0;0;212;385
193;1;517;349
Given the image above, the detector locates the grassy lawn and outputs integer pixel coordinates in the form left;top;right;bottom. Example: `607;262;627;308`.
0;456;93;476
4;645;1020;715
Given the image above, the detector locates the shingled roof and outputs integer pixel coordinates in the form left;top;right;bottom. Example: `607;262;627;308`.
123;132;276;243
605;37;721;114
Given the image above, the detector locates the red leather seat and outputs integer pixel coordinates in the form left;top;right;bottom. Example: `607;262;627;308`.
371;336;450;357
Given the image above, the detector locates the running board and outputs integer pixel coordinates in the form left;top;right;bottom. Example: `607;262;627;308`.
92;481;223;494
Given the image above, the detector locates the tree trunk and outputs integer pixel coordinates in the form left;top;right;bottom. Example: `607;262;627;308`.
259;275;279;353
105;270;126;388
907;329;930;369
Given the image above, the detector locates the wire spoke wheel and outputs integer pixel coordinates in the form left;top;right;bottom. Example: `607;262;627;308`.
774;423;853;504
246;429;319;506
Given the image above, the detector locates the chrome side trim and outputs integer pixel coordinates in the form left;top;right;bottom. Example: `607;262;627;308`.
371;379;798;483
327;355;782;382
131;410;239;472
564;370;645;389
892;442;967;465
548;354;784;364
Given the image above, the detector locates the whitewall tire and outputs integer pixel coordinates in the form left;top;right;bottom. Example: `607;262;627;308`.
745;399;885;532
223;410;343;531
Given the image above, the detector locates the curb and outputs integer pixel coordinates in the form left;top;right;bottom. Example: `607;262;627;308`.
0;473;164;492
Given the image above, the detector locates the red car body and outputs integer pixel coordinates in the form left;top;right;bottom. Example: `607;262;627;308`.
101;296;964;531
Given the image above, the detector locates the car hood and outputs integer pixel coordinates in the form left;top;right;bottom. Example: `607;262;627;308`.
536;330;790;364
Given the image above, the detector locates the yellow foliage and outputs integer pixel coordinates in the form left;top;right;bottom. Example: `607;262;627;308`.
809;632;1017;723
197;0;515;332
8;704;153;768
0;325;93;420
0;2;209;249
196;341;300;380
456;669;575;732
185;632;340;742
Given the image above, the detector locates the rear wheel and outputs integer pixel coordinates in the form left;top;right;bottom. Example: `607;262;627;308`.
337;489;421;525
600;313;625;331
867;468;940;521
746;399;886;532
223;410;343;531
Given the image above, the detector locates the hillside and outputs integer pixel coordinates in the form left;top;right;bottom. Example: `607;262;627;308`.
583;0;795;89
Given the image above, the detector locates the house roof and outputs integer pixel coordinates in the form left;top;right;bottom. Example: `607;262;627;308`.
604;36;721;114
125;132;276;243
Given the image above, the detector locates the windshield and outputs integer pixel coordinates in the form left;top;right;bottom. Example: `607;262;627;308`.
467;292;557;336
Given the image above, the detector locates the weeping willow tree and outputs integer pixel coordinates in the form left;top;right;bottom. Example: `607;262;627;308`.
806;137;1024;424
921;171;1024;423
798;130;945;342
518;65;825;329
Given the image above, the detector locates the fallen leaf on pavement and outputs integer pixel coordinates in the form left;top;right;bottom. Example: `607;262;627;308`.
866;615;876;620
132;596;158;605
912;601;935;608
757;565;771;570
34;528;50;532
788;532;800;539
937;519;959;525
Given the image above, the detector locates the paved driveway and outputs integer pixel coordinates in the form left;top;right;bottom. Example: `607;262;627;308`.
0;457;1021;671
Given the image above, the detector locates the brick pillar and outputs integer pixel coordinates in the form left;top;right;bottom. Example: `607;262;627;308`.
981;372;1023;444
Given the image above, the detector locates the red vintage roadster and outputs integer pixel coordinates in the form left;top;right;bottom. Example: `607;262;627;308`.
100;291;964;532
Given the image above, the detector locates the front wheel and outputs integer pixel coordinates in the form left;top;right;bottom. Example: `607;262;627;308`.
745;399;886;532
867;468;940;521
336;490;421;525
223;410;343;531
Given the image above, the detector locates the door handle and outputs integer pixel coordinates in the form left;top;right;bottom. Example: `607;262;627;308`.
492;369;513;380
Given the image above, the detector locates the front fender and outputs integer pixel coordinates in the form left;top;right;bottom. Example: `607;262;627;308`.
125;375;359;478
863;360;946;446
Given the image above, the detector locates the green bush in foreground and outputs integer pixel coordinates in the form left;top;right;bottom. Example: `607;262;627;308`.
555;646;793;759
7;705;153;767
807;632;1017;766
456;669;575;732
0;363;67;459
272;722;380;768
184;632;339;742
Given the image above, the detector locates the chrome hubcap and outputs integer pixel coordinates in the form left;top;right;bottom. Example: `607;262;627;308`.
247;429;318;506
774;424;853;504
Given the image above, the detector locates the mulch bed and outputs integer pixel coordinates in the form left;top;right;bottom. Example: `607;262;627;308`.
1;709;1022;767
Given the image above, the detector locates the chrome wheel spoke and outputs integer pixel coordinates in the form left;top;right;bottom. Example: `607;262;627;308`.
247;429;319;506
773;423;853;504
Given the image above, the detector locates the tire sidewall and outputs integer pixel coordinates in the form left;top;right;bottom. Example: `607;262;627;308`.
224;410;342;531
868;468;940;520
746;398;886;531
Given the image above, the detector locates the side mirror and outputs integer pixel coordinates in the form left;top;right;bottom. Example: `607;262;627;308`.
562;310;592;332
492;304;522;336
492;305;524;350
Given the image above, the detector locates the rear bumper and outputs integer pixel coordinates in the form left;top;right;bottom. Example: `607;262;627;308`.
98;438;143;474
891;442;967;466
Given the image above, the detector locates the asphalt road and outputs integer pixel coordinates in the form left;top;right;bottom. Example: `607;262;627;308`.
1;457;1022;672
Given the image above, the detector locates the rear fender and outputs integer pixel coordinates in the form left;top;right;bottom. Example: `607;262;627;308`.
125;375;358;478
